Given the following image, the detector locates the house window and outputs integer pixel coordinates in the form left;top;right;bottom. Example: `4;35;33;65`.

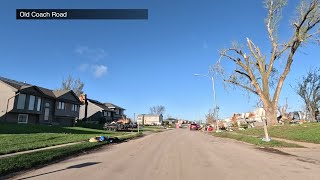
107;112;111;117
71;104;78;111
103;111;107;117
28;95;35;110
17;94;26;110
18;114;28;123
115;109;119;115
36;97;42;111
57;102;65;110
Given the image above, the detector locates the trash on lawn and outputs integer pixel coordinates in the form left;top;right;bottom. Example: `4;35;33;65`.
89;136;120;143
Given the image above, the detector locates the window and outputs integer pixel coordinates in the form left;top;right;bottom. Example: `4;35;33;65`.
71;104;78;111
28;95;35;110
103;111;107;117
17;94;26;110
18;114;28;123
108;112;111;117
115;109;119;115
57;102;65;110
36;97;42;111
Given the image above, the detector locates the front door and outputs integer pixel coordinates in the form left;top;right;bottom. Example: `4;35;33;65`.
44;108;50;121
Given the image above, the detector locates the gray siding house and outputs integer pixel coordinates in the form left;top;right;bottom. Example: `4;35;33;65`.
0;77;82;126
79;95;126;122
104;103;126;121
79;99;114;122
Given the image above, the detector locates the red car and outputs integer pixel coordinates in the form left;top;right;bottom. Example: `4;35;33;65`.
189;123;199;130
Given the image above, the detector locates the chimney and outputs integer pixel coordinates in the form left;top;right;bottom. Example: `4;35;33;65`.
84;94;88;121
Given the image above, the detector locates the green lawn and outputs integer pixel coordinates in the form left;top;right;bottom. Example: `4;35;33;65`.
236;123;320;144
0;123;130;155
0;132;143;177
212;132;302;148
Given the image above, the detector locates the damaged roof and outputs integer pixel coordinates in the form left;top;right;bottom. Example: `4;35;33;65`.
104;103;126;110
88;99;114;111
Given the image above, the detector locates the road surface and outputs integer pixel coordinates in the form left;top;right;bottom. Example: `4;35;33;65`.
14;129;320;180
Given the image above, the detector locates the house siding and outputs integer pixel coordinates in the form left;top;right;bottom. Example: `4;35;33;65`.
79;101;113;122
0;82;15;121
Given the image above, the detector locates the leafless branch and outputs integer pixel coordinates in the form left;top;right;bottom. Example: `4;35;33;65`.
224;79;259;95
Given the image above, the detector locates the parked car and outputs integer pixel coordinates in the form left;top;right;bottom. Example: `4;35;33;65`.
189;123;199;130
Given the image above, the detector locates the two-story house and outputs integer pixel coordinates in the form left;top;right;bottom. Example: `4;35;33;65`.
78;94;126;122
79;98;114;122
104;103;126;121
0;77;82;126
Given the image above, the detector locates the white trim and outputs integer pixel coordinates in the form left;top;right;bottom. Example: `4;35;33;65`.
18;114;28;124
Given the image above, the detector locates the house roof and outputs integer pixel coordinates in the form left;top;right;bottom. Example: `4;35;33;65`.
88;99;114;111
53;90;71;98
138;114;163;117
37;87;56;98
0;76;81;104
0;76;32;90
104;103;126;110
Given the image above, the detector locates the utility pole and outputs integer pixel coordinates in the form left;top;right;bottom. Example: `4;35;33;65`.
194;73;220;132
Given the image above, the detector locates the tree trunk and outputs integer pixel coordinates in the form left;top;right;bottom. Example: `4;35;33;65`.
265;106;278;126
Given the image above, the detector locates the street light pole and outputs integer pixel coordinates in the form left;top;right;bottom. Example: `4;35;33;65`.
211;76;221;132
194;73;220;132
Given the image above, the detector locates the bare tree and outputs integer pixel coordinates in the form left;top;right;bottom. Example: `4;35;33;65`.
295;68;320;121
205;109;215;124
217;0;320;126
149;105;166;115
205;107;220;124
58;75;85;97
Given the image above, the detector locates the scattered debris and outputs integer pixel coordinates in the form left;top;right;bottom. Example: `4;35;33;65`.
89;136;120;143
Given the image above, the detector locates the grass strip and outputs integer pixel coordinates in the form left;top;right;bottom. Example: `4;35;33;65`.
212;132;303;148
0;133;141;177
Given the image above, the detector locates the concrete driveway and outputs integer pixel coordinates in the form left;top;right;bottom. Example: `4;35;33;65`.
14;129;320;180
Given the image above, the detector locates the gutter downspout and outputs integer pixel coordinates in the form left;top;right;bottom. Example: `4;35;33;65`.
5;92;20;122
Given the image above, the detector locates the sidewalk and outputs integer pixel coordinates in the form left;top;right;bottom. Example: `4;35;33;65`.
271;137;320;163
0;141;84;159
232;132;320;163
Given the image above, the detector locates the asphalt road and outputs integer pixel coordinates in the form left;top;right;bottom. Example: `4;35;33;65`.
14;129;320;180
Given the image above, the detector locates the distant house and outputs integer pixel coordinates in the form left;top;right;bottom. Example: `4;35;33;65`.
0;77;82;126
104;103;126;121
79;98;113;122
164;118;178;125
78;95;126;122
137;114;163;125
